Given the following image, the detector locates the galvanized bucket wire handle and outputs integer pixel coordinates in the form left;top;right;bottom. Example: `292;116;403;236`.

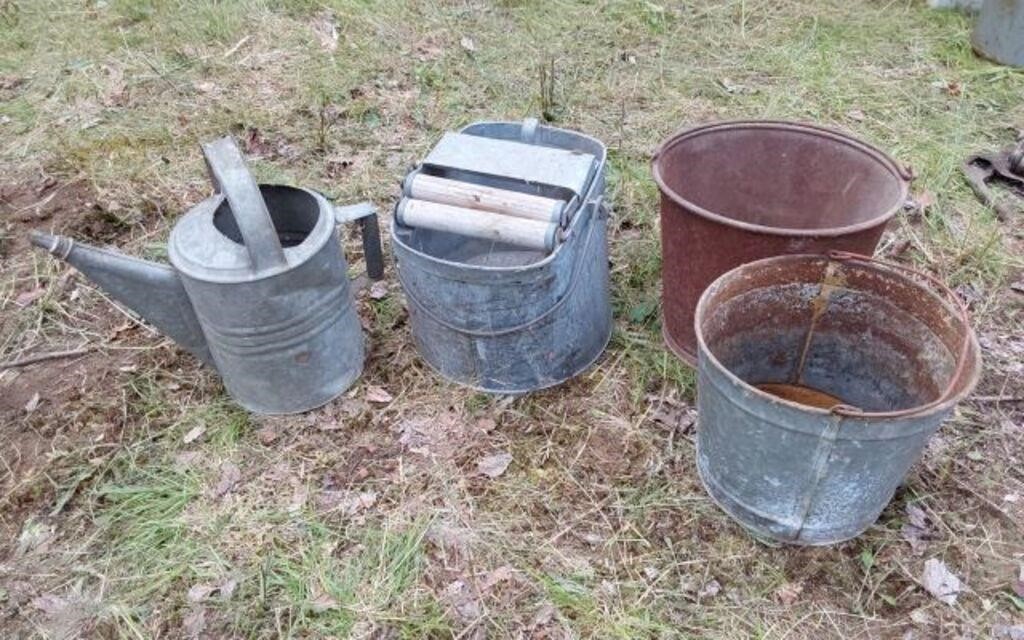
824;250;972;418
398;198;606;338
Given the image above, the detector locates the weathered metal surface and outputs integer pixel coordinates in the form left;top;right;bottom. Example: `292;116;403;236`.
31;136;383;415
423;131;596;198
652;120;911;365
973;0;1024;67
963;137;1024;220
694;253;981;545
391;120;611;393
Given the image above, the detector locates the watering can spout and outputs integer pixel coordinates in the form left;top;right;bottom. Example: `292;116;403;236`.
29;231;213;365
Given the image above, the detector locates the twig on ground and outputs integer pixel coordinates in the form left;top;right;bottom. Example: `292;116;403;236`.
0;347;92;369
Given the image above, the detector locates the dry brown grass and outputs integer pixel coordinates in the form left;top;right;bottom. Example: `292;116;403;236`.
1;0;1022;638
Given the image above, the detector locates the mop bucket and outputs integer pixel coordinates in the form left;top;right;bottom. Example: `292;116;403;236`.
391;121;611;393
653;120;912;365
694;253;981;545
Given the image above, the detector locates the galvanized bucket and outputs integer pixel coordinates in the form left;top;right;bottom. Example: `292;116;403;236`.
973;0;1024;67
694;253;981;545
391;121;611;393
653;121;912;365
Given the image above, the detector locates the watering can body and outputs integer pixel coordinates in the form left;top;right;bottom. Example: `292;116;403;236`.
31;137;383;415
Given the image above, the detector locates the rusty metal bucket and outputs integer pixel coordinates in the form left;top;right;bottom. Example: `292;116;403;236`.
653;121;912;365
694;253;981;545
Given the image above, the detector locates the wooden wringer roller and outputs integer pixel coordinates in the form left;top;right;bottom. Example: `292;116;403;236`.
395;124;598;255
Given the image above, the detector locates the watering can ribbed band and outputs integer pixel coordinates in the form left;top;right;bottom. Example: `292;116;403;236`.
196;285;353;357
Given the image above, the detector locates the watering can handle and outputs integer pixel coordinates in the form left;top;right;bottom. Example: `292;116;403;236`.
202;136;287;273
334;202;385;280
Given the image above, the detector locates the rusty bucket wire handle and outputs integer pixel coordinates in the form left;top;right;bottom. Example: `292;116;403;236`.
824;250;972;419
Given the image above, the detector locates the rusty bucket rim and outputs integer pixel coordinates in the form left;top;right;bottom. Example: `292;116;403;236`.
651;119;913;239
694;252;982;421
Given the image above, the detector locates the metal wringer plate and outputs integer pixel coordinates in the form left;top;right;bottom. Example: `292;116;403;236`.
391;119;612;393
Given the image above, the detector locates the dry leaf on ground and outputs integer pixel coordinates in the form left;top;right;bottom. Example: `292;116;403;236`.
698;579;721;599
366;385;394;404
214;462;242;497
774;581;803;605
182;426;205;444
921;558;962;605
477;451;513;478
311;11;339;51
369;281;388;299
24;392;40;414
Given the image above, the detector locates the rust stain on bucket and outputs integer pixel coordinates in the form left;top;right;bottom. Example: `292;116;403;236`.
653;120;912;365
755;383;848;410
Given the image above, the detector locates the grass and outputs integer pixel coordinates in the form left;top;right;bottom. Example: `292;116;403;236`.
1;0;1023;638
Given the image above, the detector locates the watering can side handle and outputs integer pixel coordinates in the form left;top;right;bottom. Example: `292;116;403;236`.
333;202;385;281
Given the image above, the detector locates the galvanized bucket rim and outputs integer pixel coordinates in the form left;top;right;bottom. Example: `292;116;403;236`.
652;120;913;238
694;253;982;421
169;185;335;284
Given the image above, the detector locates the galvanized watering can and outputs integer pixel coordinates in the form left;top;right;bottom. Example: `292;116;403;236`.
31;137;383;415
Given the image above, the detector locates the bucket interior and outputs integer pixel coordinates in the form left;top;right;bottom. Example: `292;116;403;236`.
655;124;905;232
697;257;978;414
394;225;547;267
214;185;320;248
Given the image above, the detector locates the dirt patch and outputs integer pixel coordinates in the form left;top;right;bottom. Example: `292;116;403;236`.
0;170;122;260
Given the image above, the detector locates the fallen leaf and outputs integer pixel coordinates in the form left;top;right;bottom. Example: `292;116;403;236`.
902;503;931;553
922;558;962;605
365;385;393;404
774;581;803;605
718;77;757;95
24;393;40;414
477;451;513;478
256;426;280;445
182;607;205;638
220;578;238;600
16;518;54;556
481;565;515;591
992;625;1024;640
31;593;67;616
460;36;476;52
311;11;339;51
187;583;216;603
307;590;336;613
846;108;866;122
442;579;480;622
369;281;388;300
214;462;242;497
242;127;273;158
530;603;557;629
649;396;696;433
698;579;721;599
182;425;206;444
15;287;45;307
322;490;378;516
